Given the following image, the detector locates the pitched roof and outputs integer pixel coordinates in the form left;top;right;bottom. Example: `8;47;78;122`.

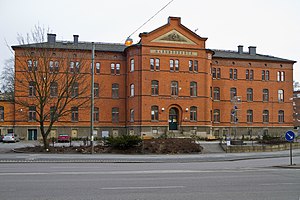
12;41;127;53
12;42;296;63
212;49;296;63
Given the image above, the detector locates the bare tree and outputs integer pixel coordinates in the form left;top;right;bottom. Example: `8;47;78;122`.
0;57;15;98
13;26;90;150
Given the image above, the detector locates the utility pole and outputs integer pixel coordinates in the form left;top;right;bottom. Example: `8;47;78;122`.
90;42;95;154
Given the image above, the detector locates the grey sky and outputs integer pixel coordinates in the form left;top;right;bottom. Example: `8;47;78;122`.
0;0;299;81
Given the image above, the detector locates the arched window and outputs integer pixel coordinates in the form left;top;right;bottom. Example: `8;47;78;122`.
278;110;284;123
263;110;269;123
112;83;119;98
151;80;159;96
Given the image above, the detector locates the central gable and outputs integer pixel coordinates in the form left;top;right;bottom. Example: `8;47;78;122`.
139;17;207;48
151;29;197;45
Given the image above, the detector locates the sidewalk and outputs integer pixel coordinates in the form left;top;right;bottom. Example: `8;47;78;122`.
0;148;299;166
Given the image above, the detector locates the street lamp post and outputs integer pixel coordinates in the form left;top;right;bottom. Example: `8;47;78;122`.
90;42;95;154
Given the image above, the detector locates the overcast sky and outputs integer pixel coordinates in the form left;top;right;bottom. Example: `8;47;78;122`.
0;0;299;82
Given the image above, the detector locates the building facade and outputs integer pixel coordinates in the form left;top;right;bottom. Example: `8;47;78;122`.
0;17;296;140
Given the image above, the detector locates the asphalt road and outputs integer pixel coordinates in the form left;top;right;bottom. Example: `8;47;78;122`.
0;157;300;200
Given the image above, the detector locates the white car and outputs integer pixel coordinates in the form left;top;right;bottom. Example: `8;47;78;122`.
2;133;20;143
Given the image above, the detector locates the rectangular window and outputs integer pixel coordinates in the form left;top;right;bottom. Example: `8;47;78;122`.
175;59;179;71
230;88;237;101
151;80;159;96
250;70;254;80
28;60;32;71
71;82;79;98
190;82;197;97
155;58;160;70
190;106;197;121
150;58;155;70
50;82;58;97
189;60;193;72
28;106;36;121
213;87;220;100
262;70;265;81
278;89;284;102
112;107;119;123
233;69;237;80
116;63;120;75
71;107;78;122
94;107;99;122
278;110;284;123
194;60;198;72
263;89;269;102
217;68;221;79
130;59;134;72
0;106;4;121
112;83;119;98
94;83;99;98
130;84;134;97
111;63;115;74
213;109;220;123
95;62;100;74
247;110;253;123
170;59;174;71
247;88;253;101
212;68;216;79
263;110;269;123
171;81;178;96
130;109;134;122
29;81;36;97
151;106;159;121
229;68;233;79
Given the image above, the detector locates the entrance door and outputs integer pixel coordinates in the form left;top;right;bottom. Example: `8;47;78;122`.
28;129;37;140
169;108;178;130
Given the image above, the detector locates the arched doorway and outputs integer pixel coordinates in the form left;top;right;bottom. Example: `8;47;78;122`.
169;107;179;130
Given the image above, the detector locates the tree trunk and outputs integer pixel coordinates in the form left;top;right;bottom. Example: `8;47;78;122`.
42;134;50;151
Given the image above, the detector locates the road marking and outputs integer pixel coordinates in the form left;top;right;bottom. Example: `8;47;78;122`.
101;186;185;190
260;183;296;186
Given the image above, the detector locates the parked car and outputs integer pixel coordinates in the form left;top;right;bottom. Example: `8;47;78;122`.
57;134;70;143
2;133;20;143
0;135;4;142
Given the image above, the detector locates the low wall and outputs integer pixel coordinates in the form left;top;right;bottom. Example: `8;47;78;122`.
221;142;300;153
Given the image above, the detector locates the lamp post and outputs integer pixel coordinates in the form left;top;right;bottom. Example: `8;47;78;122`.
90;42;95;154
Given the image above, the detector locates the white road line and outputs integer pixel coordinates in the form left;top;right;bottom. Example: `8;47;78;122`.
259;183;296;186
101;186;185;190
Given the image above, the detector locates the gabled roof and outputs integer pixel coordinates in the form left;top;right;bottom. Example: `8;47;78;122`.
212;49;296;63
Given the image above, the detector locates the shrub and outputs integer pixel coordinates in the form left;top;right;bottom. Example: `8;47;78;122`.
106;135;142;150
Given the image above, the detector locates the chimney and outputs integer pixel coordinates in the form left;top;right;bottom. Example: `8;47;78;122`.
47;33;56;44
238;45;243;54
248;46;256;55
73;35;79;45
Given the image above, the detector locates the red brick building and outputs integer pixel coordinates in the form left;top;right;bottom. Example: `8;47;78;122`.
0;17;296;140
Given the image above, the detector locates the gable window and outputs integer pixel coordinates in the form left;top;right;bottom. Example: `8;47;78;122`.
266;70;269;80
214;87;220;100
171;81;178;96
263;89;269;102
54;61;59;72
190;82;197;97
217;68;221;78
130;84;134;97
28;106;36;121
247;88;253;101
155;58;160;70
263;110;269;123
112;107;119;123
262;70;265;80
29;81;36;97
71;107;78;122
151;106;159;121
212;68;216;78
112;83;119;98
49;60;54;72
278;110;284;123
151;80;159;96
130;59;134;72
190;106;197;121
116;63;120;75
0;106;4;121
94;83;99;98
150;58;155;70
